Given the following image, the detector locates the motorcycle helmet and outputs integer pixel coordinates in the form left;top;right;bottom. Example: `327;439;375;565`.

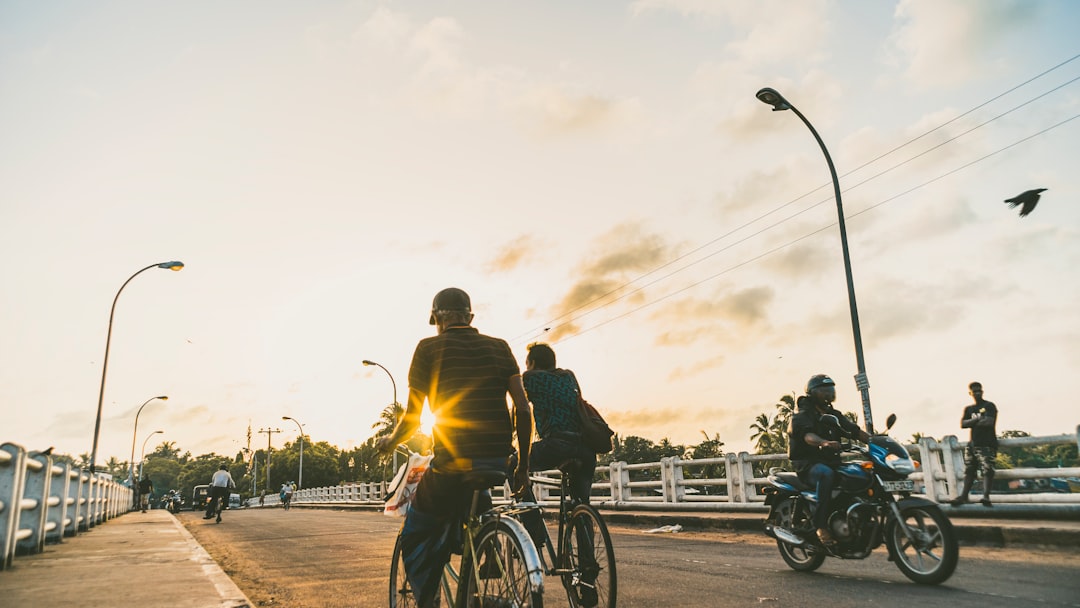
806;374;835;393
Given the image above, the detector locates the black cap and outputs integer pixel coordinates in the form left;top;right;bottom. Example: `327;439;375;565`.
429;287;471;325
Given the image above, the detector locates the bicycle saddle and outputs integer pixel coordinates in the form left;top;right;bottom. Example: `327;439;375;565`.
434;456;509;488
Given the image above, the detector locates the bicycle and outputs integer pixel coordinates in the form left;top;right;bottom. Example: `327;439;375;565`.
203;490;226;523
389;464;545;608
506;462;617;608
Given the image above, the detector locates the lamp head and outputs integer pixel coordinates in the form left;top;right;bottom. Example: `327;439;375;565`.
157;261;185;271
362;360;374;366
282;416;291;421
756;87;791;111
157;395;168;401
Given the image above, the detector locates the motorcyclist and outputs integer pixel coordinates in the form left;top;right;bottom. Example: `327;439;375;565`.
788;374;870;546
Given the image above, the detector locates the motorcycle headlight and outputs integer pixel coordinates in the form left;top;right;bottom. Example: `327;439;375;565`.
885;453;915;474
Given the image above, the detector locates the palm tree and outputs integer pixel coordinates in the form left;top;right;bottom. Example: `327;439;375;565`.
371;402;404;439
750;413;774;454
104;456;126;479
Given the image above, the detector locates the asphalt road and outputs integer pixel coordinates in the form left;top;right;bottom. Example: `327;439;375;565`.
179;508;1080;608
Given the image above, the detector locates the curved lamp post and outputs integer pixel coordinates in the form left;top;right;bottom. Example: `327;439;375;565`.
755;87;874;433
90;260;184;473
363;359;400;475
129;395;168;489
138;430;164;480
362;360;397;406
282;416;305;490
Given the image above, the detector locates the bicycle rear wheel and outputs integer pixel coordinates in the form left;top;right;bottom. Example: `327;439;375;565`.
460;520;543;608
561;504;616;608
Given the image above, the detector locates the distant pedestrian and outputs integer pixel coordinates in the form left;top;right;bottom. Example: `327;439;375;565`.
259;489;266;507
950;382;998;507
137;476;154;512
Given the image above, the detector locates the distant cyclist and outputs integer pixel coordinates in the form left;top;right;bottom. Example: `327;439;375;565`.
282;481;295;510
203;464;235;521
376;287;532;608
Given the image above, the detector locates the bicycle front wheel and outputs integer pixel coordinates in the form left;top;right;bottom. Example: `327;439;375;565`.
390;534;420;608
390;533;456;607
561;504;616;608
461;520;543;608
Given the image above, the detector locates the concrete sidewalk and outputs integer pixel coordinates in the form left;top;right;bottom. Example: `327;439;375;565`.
0;509;252;608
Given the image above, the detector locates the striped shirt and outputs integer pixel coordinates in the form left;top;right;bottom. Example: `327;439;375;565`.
407;326;520;467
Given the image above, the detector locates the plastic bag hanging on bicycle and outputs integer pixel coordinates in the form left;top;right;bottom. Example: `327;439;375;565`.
384;452;433;517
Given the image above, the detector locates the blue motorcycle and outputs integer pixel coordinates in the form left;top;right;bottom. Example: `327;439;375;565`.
763;414;958;584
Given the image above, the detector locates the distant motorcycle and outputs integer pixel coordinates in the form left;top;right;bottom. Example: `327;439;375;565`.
763;413;959;585
164;491;184;514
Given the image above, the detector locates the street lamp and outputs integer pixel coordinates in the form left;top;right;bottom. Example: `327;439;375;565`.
363;359;401;476
138;430;164;480
362;360;397;406
129;395;168;487
282;416;305;490
755;87;874;433
90;260;184;473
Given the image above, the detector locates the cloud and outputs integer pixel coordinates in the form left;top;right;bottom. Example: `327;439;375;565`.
888;0;1036;89
486;235;539;273
667;353;726;380
545;223;672;340
514;86;643;136
354;7;414;52
760;240;835;281
651;285;774;348
861;192;980;256
630;0;831;65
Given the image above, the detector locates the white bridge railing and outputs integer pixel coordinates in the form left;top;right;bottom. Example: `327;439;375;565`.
260;429;1080;514
1;442;132;571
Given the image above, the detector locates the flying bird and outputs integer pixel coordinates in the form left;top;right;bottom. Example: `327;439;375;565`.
1004;188;1047;218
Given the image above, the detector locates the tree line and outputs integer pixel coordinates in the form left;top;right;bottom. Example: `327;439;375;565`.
47;397;1076;501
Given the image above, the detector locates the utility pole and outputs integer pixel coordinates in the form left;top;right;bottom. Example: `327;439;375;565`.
258;427;282;492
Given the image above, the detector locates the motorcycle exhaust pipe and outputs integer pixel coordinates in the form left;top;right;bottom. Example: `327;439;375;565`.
772;527;805;547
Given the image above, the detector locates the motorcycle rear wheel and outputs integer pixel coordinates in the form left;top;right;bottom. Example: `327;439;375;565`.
886;505;958;585
772;500;826;572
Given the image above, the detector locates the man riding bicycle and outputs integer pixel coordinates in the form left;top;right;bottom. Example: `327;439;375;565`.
203;464;236;521
377;287;532;608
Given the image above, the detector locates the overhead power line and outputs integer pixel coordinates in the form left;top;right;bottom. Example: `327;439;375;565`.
548;112;1080;345
512;53;1080;346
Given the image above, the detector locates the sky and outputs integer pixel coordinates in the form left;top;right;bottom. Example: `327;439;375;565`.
3;0;1079;466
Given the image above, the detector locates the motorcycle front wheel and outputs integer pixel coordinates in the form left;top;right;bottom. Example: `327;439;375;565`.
886;505;958;585
772;499;826;572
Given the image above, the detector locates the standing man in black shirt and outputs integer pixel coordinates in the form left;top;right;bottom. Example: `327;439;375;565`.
377;287;532;607
137;476;154;512
788;374;870;546
950;381;998;507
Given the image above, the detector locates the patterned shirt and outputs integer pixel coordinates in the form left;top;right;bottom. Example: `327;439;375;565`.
523;368;583;438
408;326;520;466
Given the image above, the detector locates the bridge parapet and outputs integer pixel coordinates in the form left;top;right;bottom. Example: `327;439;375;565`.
263;429;1080;517
1;442;132;570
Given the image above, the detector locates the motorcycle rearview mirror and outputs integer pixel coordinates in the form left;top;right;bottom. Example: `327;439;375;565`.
884;413;897;434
